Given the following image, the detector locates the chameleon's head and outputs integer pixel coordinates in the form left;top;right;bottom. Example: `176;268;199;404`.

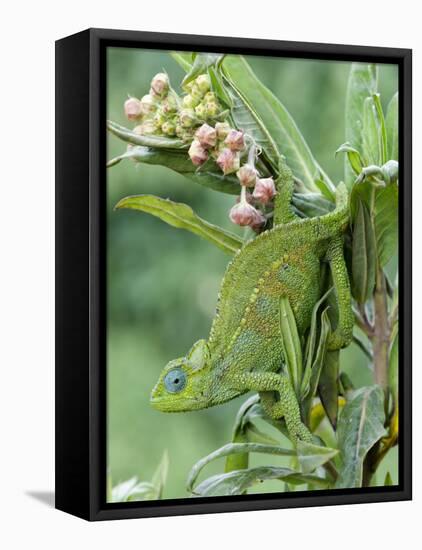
150;339;212;412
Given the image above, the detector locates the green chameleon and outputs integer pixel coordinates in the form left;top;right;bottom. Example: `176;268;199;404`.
151;158;353;443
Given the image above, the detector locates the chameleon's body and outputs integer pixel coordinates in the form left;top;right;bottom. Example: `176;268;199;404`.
151;159;353;442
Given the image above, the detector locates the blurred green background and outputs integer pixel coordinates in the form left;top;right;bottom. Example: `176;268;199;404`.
107;48;398;499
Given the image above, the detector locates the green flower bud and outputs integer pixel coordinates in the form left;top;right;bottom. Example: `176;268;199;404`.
150;73;169;98
204;91;217;103
179;108;197;128
133;120;158;135
194;103;207;119
140;94;157;115
195;74;211;94
190;84;203;102
162;121;176;136
205;101;220;118
182;94;200;109
154;108;167;126
215;122;231;140
161;94;178;114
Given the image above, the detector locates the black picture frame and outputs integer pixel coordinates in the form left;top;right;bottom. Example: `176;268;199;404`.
55;28;412;521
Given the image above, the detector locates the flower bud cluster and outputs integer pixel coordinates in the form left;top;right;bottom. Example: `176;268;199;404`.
123;71;275;233
123;72;226;142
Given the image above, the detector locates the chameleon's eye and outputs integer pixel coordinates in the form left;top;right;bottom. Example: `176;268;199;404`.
164;367;187;393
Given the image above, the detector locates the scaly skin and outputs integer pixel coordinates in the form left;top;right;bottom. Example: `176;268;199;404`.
151;158;353;443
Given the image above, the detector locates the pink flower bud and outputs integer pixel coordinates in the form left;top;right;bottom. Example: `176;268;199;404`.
215;122;231;140
195;124;217;149
253;177;277;204
188;139;209;166
133;120;158;135
124;97;143;121
236;164;258;187
150;73;169;97
216;148;240;175
225;129;245;151
229;201;265;227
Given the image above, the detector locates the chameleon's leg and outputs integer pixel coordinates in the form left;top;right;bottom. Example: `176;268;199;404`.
231;371;312;443
326;236;354;350
273;156;297;226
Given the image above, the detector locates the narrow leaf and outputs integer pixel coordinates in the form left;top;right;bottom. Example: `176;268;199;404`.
335;385;387;488
170;51;193;72
386;93;398;161
107;120;188;150
318;350;340;428
345;63;378;187
193;467;329;496
292;193;334;219
115;195;243;255
109;145;240;195
296;440;339;474
335;142;363;175
372;93;388;165
279;296;303;397
352;198;376;303
182;53;224;88
188;443;296;493
362;96;382;166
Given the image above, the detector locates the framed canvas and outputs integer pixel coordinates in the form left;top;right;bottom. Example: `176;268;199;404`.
55;28;412;521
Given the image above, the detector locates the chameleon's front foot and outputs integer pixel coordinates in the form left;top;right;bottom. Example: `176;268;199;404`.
232;371;312;444
259;387;312;444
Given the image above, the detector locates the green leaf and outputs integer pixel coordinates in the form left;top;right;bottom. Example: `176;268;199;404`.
192;466;330;496
225;395;258;474
302;309;331;402
208;65;233;108
107;120;188;150
222;56;334;193
115;195;243;255
335;385;387;488
170;51;193;72
362;96;382;166
279;296;303;397
151;450;169;499
352;182;398;267
352;198;377;303
301;289;333;399
109;145;240;195
182;53;224;88
335;142;363;175
386;93;398;161
188;443;296;493
318;350;339;428
345;63;378;187
372;94;388;165
296;440;339;474
292;193;334;219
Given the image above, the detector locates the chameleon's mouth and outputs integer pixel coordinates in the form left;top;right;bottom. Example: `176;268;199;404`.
150;394;208;412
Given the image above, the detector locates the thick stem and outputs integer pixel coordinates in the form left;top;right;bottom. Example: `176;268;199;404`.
371;268;390;391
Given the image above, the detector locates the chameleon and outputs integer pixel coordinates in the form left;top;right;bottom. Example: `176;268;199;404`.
151;158;353;443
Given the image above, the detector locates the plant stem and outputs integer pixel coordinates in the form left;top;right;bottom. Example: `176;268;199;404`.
371;268;390;392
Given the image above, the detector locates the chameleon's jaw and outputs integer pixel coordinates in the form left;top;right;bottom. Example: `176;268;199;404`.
150;393;209;412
